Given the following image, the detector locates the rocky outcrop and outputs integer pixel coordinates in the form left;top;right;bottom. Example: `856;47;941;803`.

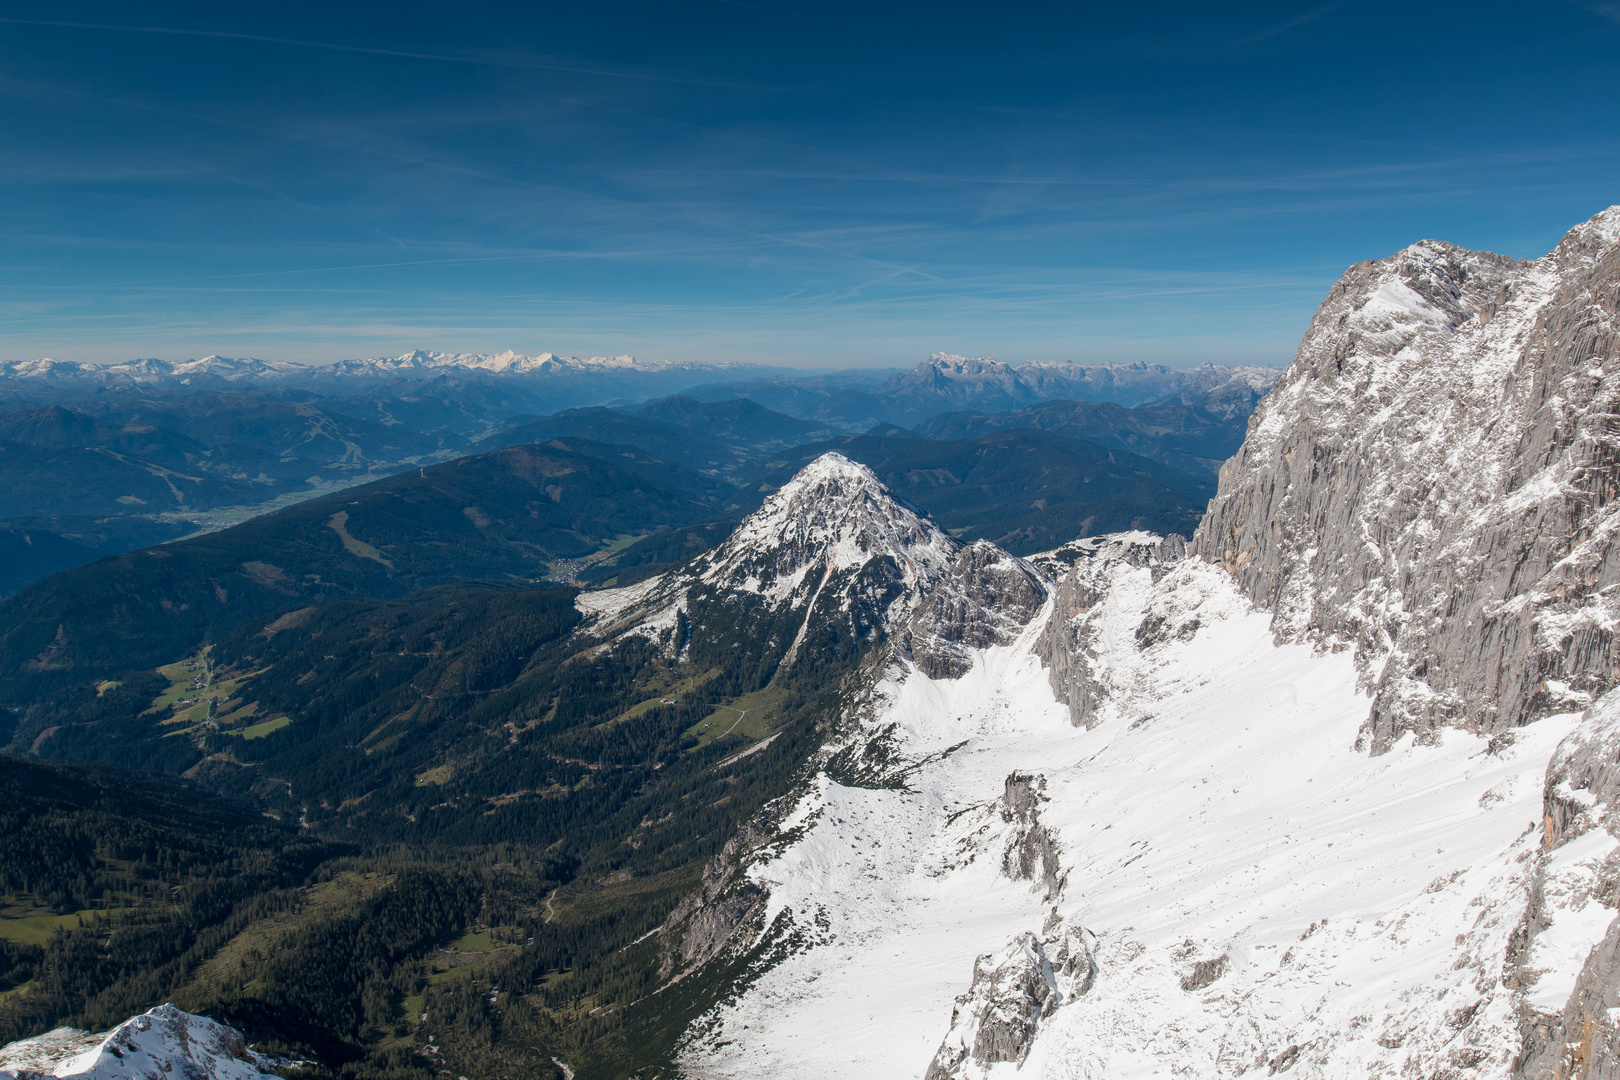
902;541;1047;679
657;825;771;983
1535;917;1620;1079
1513;689;1620;1079
1035;533;1183;728
1193;207;1620;752
923;919;1097;1080
1179;953;1229;992
924;779;1084;1080
1000;772;1062;898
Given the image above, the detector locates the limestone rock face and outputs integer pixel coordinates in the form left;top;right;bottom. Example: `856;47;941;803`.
1193;207;1620;752
923;920;1097;1080
902;541;1047;679
999;772;1063;898
1512;689;1620;1079
656;824;770;983
1034;533;1186;728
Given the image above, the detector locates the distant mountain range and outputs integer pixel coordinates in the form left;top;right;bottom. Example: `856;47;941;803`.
0;349;1274;407
0;350;759;385
679;353;1278;429
0;353;1280;595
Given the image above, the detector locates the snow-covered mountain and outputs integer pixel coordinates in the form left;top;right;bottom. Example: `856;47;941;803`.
576;453;967;683
646;207;1620;1078
0;351;741;387
16;206;1614;1078
0;351;1279;416
875;354;1281;422
0;1004;281;1080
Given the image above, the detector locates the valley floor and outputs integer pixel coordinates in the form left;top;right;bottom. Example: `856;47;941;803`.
679;560;1605;1078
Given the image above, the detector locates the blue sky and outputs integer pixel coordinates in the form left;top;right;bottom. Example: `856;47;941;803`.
2;1;1618;369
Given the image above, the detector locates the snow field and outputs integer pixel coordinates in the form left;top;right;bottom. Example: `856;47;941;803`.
682;558;1601;1078
682;601;1074;1078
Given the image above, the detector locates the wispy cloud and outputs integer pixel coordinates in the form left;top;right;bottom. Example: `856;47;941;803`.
1235;5;1340;45
0;17;761;89
1;4;1614;367
1575;2;1620;22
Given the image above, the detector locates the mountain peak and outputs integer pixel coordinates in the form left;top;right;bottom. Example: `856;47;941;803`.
580;452;958;670
706;452;955;599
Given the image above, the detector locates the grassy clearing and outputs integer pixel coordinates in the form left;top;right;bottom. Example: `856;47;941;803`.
145;648;279;745
241;716;291;739
415;764;454;787
400;992;425;1024
216;701;260;726
174;872;390;1003
426;928;521;985
326;510;393;567
0;908;117;946
684;684;786;750
147;651;212;713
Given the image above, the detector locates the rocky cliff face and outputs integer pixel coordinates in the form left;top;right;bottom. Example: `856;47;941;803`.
1194;207;1620;753
1510;687;1620;1079
1182;206;1620;1076
902;541;1047;680
1033;533;1183;728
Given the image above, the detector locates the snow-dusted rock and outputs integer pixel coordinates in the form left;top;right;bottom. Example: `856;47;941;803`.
681;534;1591;1078
662;209;1620;1080
0;351;738;387
576;452;960;678
1195;206;1620;753
0;1005;279;1080
883;354;1283;416
696;452;956;606
922;920;1096;1080
901;541;1047;680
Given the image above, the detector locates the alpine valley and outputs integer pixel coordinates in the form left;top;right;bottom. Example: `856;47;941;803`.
0;353;1264;596
2;204;1619;1080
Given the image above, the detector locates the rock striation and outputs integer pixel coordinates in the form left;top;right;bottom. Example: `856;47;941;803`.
1193;207;1620;752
